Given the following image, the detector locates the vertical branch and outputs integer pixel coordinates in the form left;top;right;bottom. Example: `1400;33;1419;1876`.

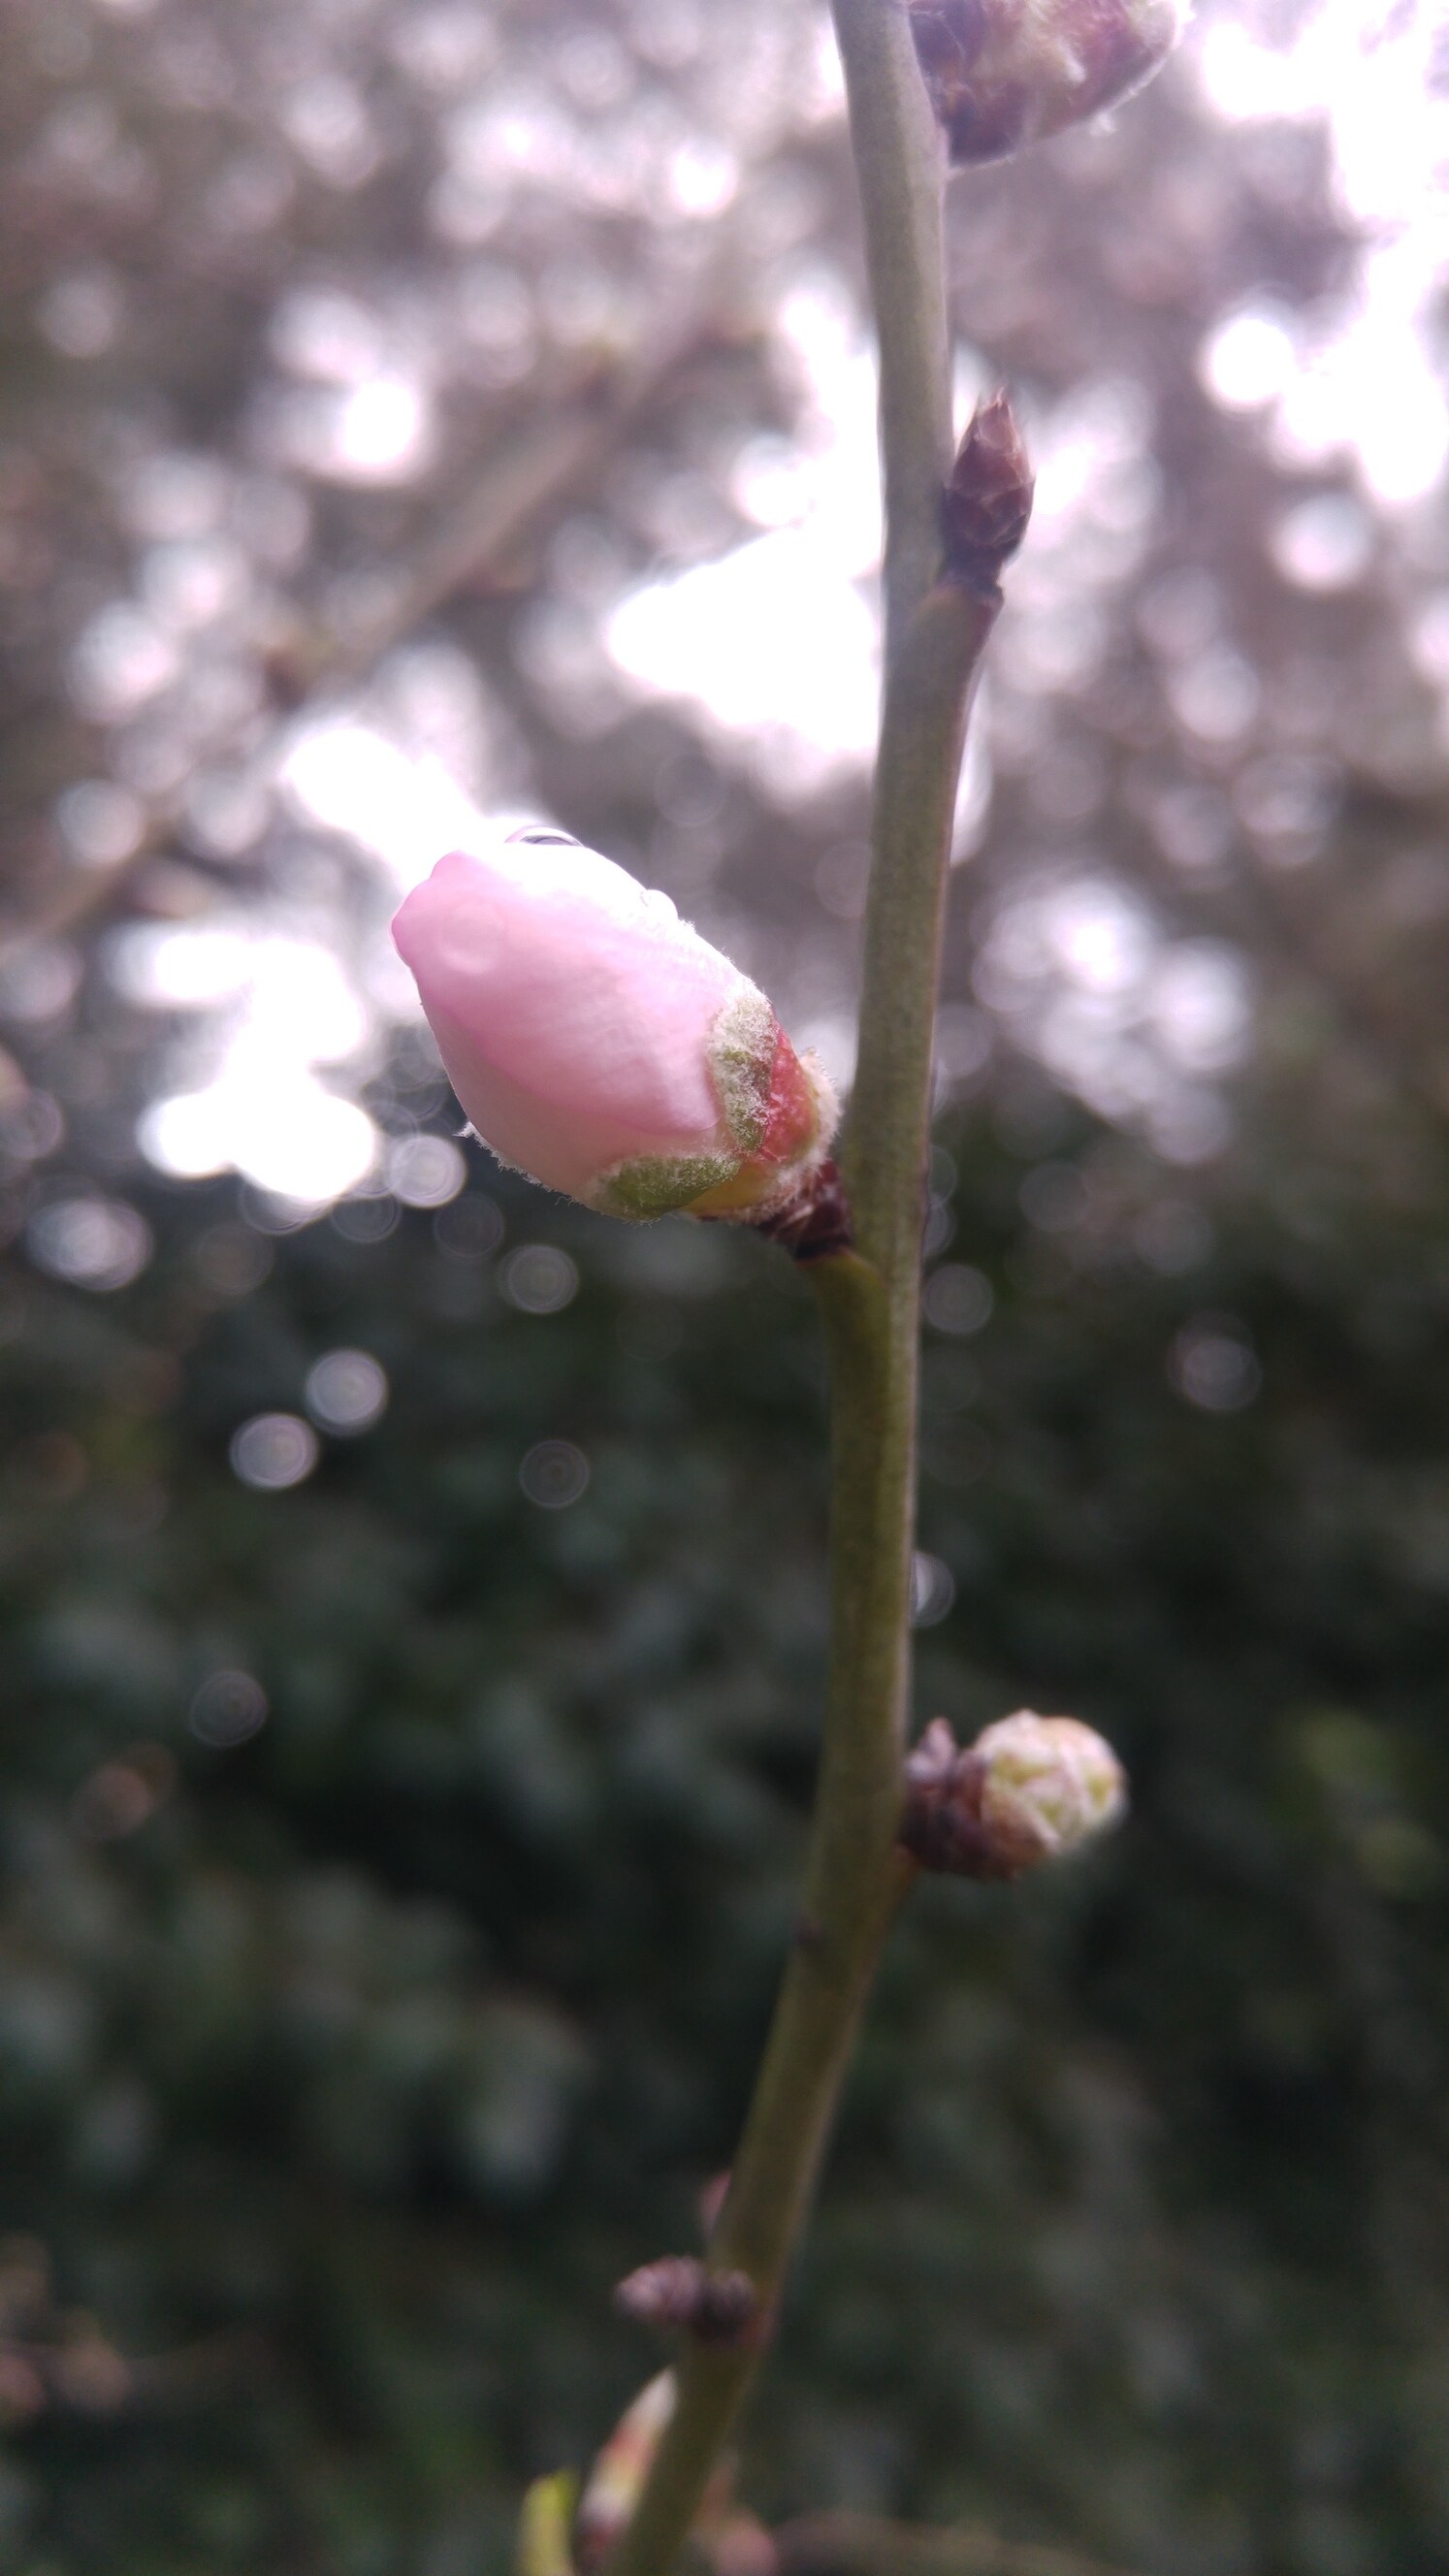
830;0;953;656
601;10;1011;2570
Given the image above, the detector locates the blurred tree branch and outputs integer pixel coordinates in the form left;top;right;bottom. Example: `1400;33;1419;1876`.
0;284;743;963
267;304;747;704
1111;789;1449;1135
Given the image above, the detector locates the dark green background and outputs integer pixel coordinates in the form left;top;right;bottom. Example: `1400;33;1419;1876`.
9;1087;1449;2573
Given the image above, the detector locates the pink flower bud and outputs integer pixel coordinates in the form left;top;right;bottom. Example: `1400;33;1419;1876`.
392;833;836;1222
575;2370;675;2571
613;2254;760;2345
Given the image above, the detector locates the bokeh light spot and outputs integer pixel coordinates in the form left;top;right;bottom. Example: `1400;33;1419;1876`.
229;1413;319;1491
910;1552;956;1628
518;1440;590;1509
305;1348;389;1434
434;1192;504;1259
387;1133;466;1208
1270;493;1374;593
71;1746;176;1843
189;1669;269;1747
55;780;146;868
1171;1317;1262;1413
1199;306;1297;411
922;1264;994;1336
27;1197;151;1292
331;1192;400;1243
500;1245;579;1314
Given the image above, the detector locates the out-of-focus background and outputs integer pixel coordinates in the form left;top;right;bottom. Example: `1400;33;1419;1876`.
3;1;1449;2568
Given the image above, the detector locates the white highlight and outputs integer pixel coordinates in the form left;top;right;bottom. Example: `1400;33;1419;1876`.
1197;3;1449;509
604;273;886;800
305;1348;389;1433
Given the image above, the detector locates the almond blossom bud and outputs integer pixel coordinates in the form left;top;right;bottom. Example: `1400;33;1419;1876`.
392;833;837;1224
575;2370;675;2572
942;393;1034;592
901;1710;1126;1877
614;2255;760;2346
909;0;1189;166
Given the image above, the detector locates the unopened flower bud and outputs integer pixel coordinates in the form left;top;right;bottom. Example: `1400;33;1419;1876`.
901;1710;1126;1877
942;393;1034;590
909;0;1189;166
614;2256;760;2347
575;2370;675;2572
392;834;836;1224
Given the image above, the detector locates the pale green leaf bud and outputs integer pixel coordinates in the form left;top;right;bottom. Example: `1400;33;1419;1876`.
974;1710;1127;1868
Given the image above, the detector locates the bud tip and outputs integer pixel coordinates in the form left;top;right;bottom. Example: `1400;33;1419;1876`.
942;393;1034;590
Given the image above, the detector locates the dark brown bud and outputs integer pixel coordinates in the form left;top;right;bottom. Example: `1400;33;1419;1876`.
901;1711;1127;1878
901;1717;1002;1876
942;395;1034;592
614;2256;760;2347
909;0;1189;167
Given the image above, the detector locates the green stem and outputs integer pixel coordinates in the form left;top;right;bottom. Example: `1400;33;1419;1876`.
830;0;952;657
602;9;996;2568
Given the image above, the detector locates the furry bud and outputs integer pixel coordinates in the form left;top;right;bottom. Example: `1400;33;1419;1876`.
614;2257;760;2346
901;1711;1126;1877
909;0;1190;167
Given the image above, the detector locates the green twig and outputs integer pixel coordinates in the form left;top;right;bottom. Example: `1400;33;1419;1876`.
601;7;999;2567
830;0;952;655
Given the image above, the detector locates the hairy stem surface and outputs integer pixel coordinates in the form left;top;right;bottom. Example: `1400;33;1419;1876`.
602;9;991;2567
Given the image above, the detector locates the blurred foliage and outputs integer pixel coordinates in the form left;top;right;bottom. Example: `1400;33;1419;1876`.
4;0;1449;2572
7;1097;1449;2574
